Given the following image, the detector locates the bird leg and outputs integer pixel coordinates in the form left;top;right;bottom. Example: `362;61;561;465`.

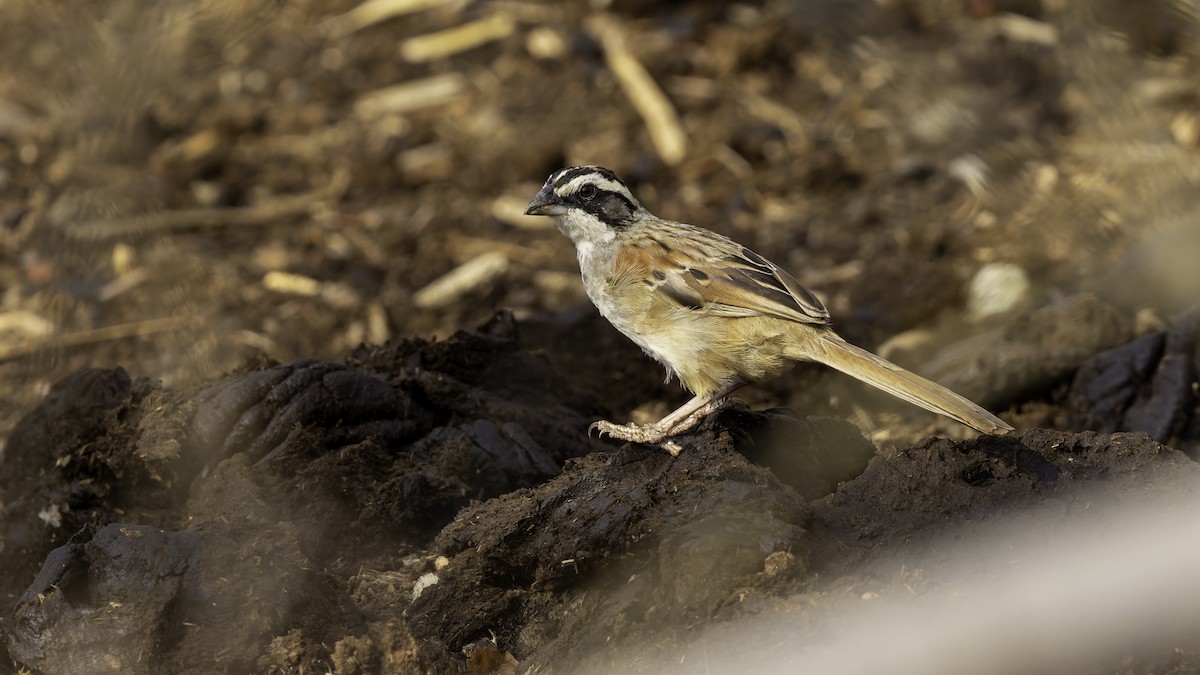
589;382;745;454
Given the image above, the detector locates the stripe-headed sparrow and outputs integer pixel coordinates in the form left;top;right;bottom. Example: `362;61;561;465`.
525;166;1013;455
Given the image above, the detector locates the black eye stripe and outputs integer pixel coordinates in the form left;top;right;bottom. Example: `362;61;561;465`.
575;190;636;228
541;166;639;228
567;188;627;206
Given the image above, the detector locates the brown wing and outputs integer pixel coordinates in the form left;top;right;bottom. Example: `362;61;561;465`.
639;225;831;326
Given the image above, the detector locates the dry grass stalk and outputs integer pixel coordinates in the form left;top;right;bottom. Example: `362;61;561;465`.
586;14;687;166
262;271;322;297
446;233;548;262
98;268;151;302
354;74;467;118
0;316;192;363
399;13;515;62
366;301;391;344
740;90;809;148
320;0;464;37
990;13;1058;45
0;311;55;339
413;251;508;309
66;170;350;241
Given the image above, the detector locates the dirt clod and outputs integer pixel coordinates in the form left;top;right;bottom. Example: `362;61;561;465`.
1070;304;1200;457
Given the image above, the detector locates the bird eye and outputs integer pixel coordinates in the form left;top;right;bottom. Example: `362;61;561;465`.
578;184;597;200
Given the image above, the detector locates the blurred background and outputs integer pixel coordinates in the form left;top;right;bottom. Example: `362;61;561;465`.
1;0;1198;447
3;2;1200;673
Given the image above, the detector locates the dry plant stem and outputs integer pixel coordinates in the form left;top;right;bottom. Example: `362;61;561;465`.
0;311;54;339
320;0;462;37
740;90;810;147
0;316;192;363
413;251;510;309
354;74;466;118
990;13;1058;45
399;13;515;62
98;268;151;302
586;14;687;166
66;170;350;241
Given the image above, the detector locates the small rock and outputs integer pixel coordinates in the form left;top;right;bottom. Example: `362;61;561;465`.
966;262;1032;321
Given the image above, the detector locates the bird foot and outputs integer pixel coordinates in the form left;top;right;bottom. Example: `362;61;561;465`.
589;420;669;444
588;395;737;456
588;420;685;455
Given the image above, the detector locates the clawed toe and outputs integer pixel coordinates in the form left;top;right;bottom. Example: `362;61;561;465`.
587;419;671;445
589;420;625;440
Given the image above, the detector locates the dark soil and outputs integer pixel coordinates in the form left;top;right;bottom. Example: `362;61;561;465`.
3;308;1200;674
2;0;1200;673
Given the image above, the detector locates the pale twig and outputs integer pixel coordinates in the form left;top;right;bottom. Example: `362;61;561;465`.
0;311;54;339
262;271;321;297
740;90;810;147
65;169;350;241
0;316;192;363
413;251;508;309
586;14;687;166
486;1;559;23
320;0;463;38
98;268;151;302
366;300;391;345
353;74;466;118
399;13;515;62
989;13;1058;45
446;232;550;262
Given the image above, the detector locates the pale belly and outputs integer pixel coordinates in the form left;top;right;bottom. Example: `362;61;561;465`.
579;244;795;396
590;283;790;396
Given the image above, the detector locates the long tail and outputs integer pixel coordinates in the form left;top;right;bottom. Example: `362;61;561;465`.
799;333;1014;435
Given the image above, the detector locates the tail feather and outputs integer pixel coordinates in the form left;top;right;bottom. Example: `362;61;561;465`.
805;335;1013;435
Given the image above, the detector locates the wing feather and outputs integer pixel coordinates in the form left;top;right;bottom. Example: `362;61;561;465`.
640;226;831;325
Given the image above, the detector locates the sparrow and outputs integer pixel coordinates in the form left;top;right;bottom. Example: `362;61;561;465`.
525;166;1013;454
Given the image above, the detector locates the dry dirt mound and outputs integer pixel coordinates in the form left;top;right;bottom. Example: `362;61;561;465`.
2;307;1199;673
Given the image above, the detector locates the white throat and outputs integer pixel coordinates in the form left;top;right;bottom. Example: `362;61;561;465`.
554;209;618;249
553;210;619;307
576;239;595;265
